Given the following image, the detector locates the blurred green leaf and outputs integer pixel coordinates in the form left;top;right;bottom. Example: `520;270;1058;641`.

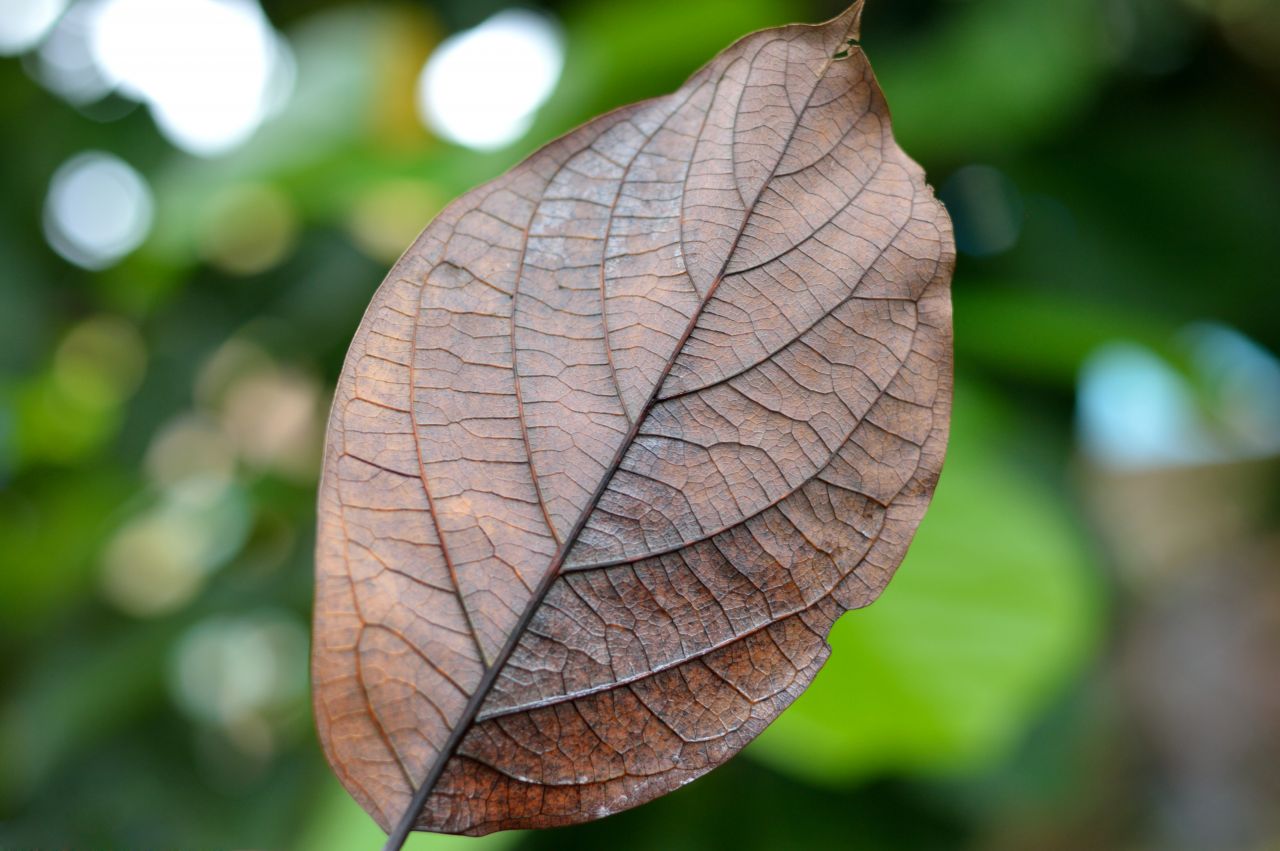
874;0;1108;160
955;286;1181;386
548;0;797;127
0;619;175;808
0;468;133;634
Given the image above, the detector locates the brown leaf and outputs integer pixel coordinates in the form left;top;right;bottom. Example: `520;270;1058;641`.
313;1;954;838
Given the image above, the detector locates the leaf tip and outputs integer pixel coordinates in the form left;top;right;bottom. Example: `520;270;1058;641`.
826;1;866;41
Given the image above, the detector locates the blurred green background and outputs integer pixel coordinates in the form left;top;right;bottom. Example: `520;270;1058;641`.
2;0;1278;848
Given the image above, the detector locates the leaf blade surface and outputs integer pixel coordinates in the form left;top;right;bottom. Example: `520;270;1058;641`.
313;2;955;836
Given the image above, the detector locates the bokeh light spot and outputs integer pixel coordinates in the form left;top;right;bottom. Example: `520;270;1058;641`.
1078;343;1219;469
1183;322;1280;457
1077;327;1280;470
346;179;441;263
168;610;309;758
88;0;292;156
416;9;564;150
0;0;67;55
195;340;322;481
43;151;153;270
220;368;321;480
145;414;237;489
52;314;147;414
198;184;298;276
28;0;113;105
100;477;251;617
170;611;308;724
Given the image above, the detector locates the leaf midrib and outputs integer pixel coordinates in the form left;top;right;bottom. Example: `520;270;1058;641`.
383;17;856;846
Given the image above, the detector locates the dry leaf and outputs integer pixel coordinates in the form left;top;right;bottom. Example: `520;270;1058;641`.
313;1;954;838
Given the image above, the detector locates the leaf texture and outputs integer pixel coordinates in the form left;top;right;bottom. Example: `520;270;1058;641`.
313;1;955;837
